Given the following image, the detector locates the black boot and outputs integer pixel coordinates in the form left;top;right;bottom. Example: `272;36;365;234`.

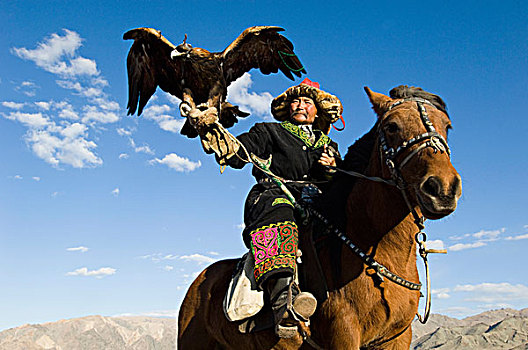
265;275;317;338
266;275;296;338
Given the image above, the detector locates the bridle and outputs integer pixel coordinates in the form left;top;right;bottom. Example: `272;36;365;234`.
325;97;451;324
377;97;451;230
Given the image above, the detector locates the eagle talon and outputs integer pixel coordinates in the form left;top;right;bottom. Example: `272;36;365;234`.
179;101;192;117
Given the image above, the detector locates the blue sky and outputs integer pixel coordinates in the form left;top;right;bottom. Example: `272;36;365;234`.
1;0;527;331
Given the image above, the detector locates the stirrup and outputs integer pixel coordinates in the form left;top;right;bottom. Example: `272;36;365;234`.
275;309;299;339
275;323;298;339
292;292;317;322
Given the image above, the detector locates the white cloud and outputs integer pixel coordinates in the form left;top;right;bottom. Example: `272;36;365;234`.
14;175;23;180
6;30;117;169
134;145;154;155
12;29;98;77
180;254;216;264
67;246;89;253
472;228;504;241
432;288;451;299
32;176;41;181
42;101;81;120
66;267;116;278
227;73;273;118
448;233;471;241
142;104;185;133
34;101;51;110
27;128;102;168
58;108;79;120
449;241;486;251
162;265;174;271
2;101;26;109
139;253;179;263
117;128;133;136
118;153;129;159
111;188;120;196
208;251;220;256
60;122;87;139
505;233;528;241
128;137;154;155
150;153;201;172
91;76;108;87
162;254;178;260
3;111;51;129
453;282;528;304
57;80;104;99
15;81;38;96
425;239;445;250
91;97;119;111
82;105;119;124
164;93;181;106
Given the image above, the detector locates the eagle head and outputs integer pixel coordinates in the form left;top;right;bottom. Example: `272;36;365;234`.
171;34;193;59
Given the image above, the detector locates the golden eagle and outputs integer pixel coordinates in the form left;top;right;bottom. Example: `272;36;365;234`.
123;26;306;138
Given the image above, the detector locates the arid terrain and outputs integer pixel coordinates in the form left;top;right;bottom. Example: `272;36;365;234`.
0;308;526;349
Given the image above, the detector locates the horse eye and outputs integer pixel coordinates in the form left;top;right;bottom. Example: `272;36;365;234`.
385;122;399;134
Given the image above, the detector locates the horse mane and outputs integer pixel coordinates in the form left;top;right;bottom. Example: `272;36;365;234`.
318;85;446;227
316;123;378;229
390;85;449;117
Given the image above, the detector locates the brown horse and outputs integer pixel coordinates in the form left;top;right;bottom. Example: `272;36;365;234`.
178;86;462;349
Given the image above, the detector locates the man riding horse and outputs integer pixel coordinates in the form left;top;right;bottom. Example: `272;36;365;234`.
194;78;343;337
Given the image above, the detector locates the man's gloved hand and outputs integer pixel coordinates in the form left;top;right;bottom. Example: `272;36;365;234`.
188;106;219;132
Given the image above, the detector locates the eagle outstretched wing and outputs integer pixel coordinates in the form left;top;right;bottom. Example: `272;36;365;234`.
123;28;180;116
220;26;306;84
124;26;306;138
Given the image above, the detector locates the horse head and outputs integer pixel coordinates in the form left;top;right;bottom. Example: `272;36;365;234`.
364;86;462;220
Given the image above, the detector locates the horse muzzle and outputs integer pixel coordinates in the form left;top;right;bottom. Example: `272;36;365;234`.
416;173;462;219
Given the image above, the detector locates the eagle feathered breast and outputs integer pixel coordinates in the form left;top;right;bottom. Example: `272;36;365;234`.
123;26;306;138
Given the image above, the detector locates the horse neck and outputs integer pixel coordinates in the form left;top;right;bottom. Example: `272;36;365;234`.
341;147;419;282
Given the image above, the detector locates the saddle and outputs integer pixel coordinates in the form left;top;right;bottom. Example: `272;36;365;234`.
223;222;332;334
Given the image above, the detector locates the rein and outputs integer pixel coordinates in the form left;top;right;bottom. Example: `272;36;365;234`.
220;99;449;347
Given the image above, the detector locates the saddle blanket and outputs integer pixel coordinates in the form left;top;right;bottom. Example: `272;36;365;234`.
223;253;264;321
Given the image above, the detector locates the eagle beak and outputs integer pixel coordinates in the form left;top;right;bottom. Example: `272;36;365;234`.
171;49;184;59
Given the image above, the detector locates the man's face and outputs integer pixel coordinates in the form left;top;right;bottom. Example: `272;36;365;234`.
290;96;317;125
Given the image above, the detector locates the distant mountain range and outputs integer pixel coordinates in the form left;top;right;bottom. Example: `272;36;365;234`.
0;308;526;349
412;308;528;349
0;315;176;350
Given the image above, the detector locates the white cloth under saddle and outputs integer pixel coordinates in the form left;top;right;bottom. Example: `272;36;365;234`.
223;253;264;322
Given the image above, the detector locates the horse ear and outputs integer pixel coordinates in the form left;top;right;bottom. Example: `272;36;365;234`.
364;87;393;117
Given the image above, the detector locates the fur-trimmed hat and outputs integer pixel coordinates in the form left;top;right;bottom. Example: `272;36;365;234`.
271;78;343;134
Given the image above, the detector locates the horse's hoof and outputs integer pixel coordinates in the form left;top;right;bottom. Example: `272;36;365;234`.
275;324;297;338
292;292;317;321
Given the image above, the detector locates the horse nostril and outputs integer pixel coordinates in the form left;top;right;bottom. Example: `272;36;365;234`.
421;176;441;197
450;175;462;197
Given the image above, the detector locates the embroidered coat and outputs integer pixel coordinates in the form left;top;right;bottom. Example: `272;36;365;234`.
223;121;341;287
